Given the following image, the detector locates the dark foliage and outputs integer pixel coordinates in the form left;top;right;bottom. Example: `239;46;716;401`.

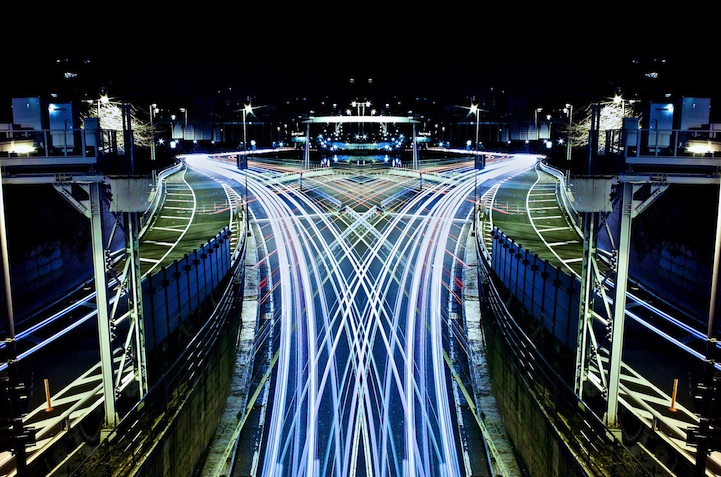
4;185;90;260
633;184;718;260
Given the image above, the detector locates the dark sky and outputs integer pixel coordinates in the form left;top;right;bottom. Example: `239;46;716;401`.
6;8;718;110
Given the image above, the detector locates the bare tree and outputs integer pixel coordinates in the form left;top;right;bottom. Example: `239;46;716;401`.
80;98;154;152
569;98;641;152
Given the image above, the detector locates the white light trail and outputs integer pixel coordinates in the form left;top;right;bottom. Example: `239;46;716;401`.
184;154;538;476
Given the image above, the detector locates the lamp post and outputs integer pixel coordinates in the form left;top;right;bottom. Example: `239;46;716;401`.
149;104;157;162
467;102;483;235
468;102;484;170
534;107;543;140
242;104;251;235
565;103;573;162
179;107;188;140
239;102;262;235
242;103;253;170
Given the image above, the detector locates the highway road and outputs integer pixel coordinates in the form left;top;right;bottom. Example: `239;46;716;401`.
184;153;540;477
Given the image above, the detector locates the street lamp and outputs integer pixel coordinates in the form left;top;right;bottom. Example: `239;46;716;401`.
242;103;253;170
149;104;157;161
469;103;480;167
97;94;109;118
179;107;188;140
613;94;626;118
241;103;252;236
466;102;483;236
534;107;543;140
467;102;486;169
238;102;264;236
564;103;573;162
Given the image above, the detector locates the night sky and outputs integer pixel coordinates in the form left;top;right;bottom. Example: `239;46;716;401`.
4;9;718;113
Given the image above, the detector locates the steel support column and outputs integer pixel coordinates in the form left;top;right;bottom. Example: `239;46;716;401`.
607;181;633;429
0;167;31;474
89;181;117;427
574;211;596;398
695;178;721;475
127;211;148;396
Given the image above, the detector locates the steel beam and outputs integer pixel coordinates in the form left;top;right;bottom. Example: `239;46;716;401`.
88;182;117;427
607;181;634;430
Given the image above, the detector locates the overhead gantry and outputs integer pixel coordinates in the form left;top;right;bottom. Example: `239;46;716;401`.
301;114;421;169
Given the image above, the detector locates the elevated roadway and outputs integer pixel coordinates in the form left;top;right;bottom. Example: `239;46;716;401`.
2;145;717;476
479;160;721;475
0;161;243;476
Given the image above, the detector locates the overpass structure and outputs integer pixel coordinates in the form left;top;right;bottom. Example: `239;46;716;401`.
470;120;721;476
0;118;150;473
0;121;247;476
1;116;721;476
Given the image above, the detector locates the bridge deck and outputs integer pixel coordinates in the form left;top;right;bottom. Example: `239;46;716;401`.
480;162;721;474
0;162;241;475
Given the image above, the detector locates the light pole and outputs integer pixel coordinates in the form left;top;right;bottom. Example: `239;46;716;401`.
242;104;251;234
467;102;483;235
534;107;543;140
470;103;480;168
149;104;157;162
242;103;253;170
239;102;263;235
565;103;573;162
179;108;188;140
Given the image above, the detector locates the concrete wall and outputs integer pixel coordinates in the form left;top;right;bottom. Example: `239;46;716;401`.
138;314;240;477
478;267;649;476
481;312;586;477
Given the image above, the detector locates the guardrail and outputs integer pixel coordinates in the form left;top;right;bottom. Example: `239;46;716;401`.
139;160;184;236
0;127;119;161
606;126;721;165
476;250;644;475
538;161;583;236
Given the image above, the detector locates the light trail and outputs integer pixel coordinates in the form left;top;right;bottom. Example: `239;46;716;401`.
183;153;539;476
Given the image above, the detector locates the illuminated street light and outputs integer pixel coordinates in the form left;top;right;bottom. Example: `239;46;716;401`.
534;107;543;140
468;103;483;169
179;107;188;140
238;102;265;236
564;103;573;162
613;94;626;117
149;103;157;161
242;103;254;169
97;93;109;118
466;102;483;236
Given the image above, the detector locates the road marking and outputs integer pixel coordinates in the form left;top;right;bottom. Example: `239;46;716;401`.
562;257;583;263
547;240;579;246
151;226;186;232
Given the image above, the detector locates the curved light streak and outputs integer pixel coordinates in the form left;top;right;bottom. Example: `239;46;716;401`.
183;154;543;476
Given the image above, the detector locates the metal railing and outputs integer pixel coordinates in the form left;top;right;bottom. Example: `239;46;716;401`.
0;127;119;160
606;126;721;161
477;254;648;476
